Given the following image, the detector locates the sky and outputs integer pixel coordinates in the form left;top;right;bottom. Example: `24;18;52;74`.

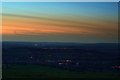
2;2;118;43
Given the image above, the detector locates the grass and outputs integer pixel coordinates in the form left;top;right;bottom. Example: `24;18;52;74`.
2;64;120;79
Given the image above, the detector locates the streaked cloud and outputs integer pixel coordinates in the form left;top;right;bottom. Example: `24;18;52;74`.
2;2;118;43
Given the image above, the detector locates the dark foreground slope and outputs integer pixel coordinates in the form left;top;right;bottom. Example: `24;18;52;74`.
2;42;120;79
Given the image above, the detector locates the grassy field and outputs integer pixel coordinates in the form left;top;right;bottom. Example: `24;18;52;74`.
2;64;120;79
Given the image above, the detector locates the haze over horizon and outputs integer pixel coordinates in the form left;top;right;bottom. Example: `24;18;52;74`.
2;2;118;43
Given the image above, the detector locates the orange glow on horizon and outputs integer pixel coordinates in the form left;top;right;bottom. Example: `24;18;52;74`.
2;15;118;37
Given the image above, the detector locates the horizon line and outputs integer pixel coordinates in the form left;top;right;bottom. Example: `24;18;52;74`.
1;41;119;44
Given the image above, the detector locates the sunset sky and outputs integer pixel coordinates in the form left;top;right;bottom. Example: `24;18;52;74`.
2;2;118;43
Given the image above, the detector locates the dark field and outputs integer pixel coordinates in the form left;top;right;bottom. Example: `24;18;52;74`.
2;42;120;79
